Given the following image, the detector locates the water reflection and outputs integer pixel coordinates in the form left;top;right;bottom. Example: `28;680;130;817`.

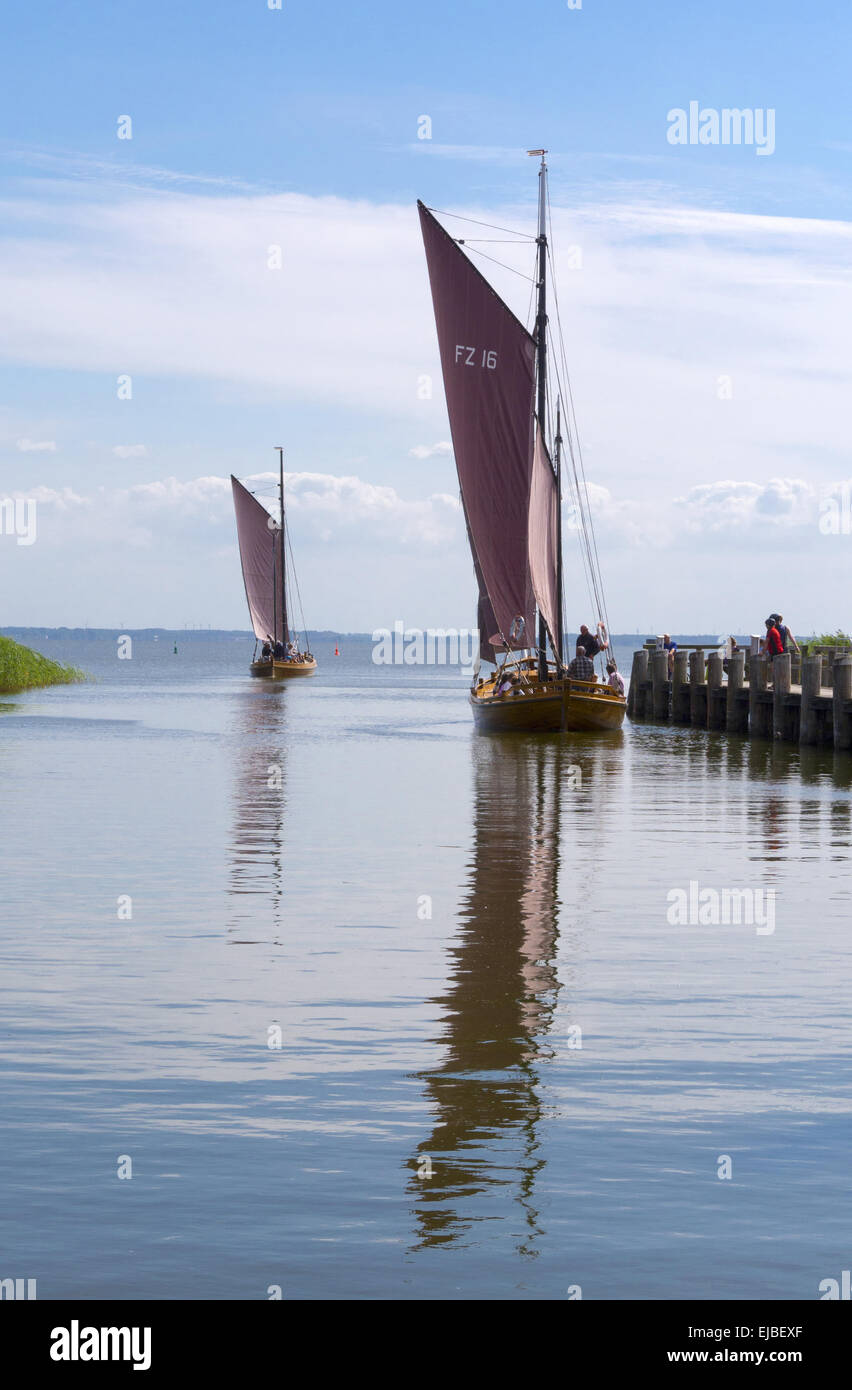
227;688;288;941
408;736;608;1253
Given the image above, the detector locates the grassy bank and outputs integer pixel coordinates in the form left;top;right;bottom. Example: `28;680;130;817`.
0;635;86;695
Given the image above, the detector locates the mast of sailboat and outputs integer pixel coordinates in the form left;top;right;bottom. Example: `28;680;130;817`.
555;400;564;666
276;446;286;648
530;148;550;680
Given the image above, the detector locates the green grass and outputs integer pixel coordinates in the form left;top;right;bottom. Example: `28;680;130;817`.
806;630;852;649
0;635;86;694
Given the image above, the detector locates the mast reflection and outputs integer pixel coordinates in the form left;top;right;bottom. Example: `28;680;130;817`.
227;688;288;941
408;736;567;1253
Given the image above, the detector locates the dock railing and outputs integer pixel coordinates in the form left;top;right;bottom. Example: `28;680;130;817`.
629;645;852;749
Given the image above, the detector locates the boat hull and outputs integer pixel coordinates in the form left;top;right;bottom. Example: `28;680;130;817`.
470;661;625;734
250;657;317;679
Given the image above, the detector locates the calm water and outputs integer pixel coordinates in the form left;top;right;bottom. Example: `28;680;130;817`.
1;635;851;1300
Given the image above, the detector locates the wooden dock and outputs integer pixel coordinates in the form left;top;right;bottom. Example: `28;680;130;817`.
627;649;852;749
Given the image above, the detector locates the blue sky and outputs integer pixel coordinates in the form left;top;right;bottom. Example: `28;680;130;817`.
2;0;851;632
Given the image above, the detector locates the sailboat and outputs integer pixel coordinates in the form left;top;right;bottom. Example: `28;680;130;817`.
231;448;317;679
418;151;626;733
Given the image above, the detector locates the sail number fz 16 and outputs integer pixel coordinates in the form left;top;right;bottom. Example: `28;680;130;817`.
455;345;498;368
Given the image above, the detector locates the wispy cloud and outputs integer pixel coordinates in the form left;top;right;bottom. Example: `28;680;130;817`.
5;145;272;196
409;441;452;459
17;437;57;452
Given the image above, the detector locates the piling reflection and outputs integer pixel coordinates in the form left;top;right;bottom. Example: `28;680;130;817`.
407;735;605;1253
227;688;288;940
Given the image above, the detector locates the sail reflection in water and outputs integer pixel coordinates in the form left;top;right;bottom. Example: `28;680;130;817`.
409;738;570;1252
227;690;288;941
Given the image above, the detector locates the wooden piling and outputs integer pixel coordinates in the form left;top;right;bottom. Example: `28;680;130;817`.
627;650;648;718
671;649;691;723
689;650;707;726
707;651;725;729
626;639;852;752
799;654;823;747
749;654;771;740
726;651;748;733
651;649;670;719
772;653;792;741
833;656;852;750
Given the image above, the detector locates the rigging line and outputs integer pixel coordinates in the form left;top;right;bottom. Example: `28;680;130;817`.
545;232;615;663
547;337;599;600
563;363;613;664
425;206;534;239
544;235;607;635
462;243;537;282
455;237;533;244
549;360;605;662
285;522;310;649
553;420;599;635
526;261;537;333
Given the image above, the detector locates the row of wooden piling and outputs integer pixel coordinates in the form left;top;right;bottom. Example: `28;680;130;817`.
627;649;852;749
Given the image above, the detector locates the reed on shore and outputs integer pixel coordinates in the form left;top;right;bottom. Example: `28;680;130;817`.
0;635;85;694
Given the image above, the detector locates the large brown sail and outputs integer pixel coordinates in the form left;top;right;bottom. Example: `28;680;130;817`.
418;202;537;656
528;426;559;654
231;475;287;645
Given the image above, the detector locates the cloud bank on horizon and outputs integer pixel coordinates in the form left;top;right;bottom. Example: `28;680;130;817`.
1;152;851;633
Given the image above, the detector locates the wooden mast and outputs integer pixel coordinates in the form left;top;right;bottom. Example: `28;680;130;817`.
276;446;286;649
531;149;549;682
555;400;564;667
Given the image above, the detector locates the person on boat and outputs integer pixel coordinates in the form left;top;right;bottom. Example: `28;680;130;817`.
567;642;596;683
273;639;286;659
606;660;624;696
261;638;272;659
577;623;607;659
495;671;514;696
771;613;799;655
662;634;677;676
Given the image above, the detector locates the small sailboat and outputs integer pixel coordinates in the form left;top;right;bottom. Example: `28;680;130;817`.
231;448;317;680
419;151;625;733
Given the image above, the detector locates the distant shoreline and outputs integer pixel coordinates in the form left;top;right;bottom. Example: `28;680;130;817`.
2;627;741;644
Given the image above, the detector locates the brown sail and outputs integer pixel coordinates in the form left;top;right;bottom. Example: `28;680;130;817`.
418;201;536;655
231;475;286;646
528;427;559;653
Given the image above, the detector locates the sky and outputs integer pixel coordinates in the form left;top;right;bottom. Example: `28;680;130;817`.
1;0;851;635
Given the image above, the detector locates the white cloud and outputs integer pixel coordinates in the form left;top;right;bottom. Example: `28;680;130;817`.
408;441;453;459
18;469;462;549
17;438;57;452
112;444;148;459
675;478;816;531
2;172;852;628
9;485;88;508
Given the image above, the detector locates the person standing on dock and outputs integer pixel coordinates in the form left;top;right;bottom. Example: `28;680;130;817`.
772;614;800;655
662;634;677;676
763;617;784;684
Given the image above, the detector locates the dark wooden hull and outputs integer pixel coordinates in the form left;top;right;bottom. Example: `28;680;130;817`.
470;660;626;734
250;657;317;679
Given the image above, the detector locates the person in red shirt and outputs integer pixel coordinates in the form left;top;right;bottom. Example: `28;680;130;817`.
763;618;784;686
764;618;784;657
